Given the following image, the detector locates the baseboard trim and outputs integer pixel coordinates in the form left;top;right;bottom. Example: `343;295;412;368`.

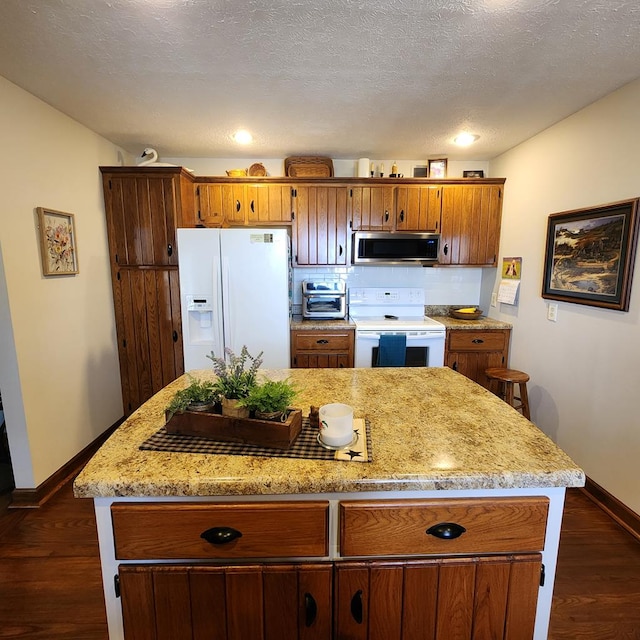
581;476;640;542
9;417;124;509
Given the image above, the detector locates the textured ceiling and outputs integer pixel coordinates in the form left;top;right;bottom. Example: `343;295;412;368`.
0;0;639;161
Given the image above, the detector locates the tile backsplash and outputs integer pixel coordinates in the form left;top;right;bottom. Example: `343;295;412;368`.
292;265;484;306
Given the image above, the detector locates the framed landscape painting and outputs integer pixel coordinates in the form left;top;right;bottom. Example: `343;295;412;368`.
37;207;79;276
542;198;639;311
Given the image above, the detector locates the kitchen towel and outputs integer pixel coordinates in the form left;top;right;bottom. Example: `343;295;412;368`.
140;418;371;463
377;334;407;366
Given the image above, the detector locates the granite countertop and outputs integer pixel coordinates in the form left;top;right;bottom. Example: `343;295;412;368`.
74;368;583;498
430;315;513;330
290;315;356;330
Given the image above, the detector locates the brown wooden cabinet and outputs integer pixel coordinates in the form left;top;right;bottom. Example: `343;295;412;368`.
445;328;511;388
439;184;504;266
291;329;355;368
394;184;442;232
195;181;293;227
119;562;333;640
349;185;396;231
335;555;541;640
113;495;545;640
292;186;349;266
101;167;194;415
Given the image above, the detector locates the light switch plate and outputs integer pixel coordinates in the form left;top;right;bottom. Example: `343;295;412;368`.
491;292;497;307
547;303;558;322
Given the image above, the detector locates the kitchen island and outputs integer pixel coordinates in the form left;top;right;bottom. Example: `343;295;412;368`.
75;367;584;640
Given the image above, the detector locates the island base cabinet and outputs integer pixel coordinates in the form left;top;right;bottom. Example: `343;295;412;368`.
119;563;333;640
335;556;541;640
118;555;540;640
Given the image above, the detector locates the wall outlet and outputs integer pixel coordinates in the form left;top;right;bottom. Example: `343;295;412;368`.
491;292;497;307
547;303;558;322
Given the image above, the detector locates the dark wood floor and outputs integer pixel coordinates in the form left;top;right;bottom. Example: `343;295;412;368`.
0;482;639;639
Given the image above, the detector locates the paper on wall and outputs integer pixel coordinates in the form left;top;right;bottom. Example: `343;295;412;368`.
497;279;520;304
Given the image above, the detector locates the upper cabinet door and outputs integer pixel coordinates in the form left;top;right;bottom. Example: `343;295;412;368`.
293;186;349;266
439;184;503;266
246;184;294;224
395;185;442;232
103;174;180;266
350;186;395;231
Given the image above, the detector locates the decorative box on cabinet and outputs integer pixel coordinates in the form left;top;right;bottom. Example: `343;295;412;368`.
445;327;511;388
291;329;355;368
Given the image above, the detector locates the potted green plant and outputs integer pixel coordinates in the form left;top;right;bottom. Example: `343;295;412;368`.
207;346;263;417
238;378;298;421
165;376;219;417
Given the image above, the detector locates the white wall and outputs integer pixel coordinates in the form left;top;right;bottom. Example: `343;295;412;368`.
0;76;124;488
490;79;640;514
164;157;491;179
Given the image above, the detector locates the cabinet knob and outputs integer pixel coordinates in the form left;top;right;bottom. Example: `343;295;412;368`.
200;526;243;545
250;200;255;213
443;243;449;256
399;209;405;223
350;589;364;624
304;593;317;627
426;522;467;540
172;330;178;343
384;210;390;223
236;200;241;212
167;244;173;257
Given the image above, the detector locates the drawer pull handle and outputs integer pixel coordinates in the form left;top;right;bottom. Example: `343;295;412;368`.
316;339;329;344
350;589;364;624
426;522;466;540
200;526;243;545
304;592;317;627
471;338;484;344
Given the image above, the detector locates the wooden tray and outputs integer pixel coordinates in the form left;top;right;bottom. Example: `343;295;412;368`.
165;408;303;450
284;156;334;177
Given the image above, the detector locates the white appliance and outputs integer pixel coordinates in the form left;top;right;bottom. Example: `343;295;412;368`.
177;228;290;371
302;280;347;319
350;287;446;367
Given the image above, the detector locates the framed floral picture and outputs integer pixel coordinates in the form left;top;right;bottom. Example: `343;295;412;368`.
428;158;448;179
37;207;79;276
542;198;639;311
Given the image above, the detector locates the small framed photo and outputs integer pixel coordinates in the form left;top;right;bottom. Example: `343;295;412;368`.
412;165;428;178
37;207;79;276
542;198;639;311
463;170;485;178
428;158;448;179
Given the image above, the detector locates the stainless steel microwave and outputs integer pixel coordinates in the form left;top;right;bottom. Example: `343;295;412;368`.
352;232;440;265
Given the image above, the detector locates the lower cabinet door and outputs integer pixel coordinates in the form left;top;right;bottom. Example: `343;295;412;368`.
334;555;541;640
119;563;332;640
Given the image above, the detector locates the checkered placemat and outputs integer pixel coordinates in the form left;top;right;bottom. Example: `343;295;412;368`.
140;418;372;463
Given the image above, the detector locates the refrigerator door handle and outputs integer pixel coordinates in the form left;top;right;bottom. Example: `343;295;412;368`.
221;256;232;350
212;259;223;356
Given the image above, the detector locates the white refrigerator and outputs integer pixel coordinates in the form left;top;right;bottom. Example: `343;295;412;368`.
177;228;291;371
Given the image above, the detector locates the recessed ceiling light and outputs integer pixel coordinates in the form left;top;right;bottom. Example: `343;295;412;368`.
453;133;479;147
232;129;253;145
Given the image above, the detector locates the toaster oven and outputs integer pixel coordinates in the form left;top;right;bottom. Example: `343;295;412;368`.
302;281;347;319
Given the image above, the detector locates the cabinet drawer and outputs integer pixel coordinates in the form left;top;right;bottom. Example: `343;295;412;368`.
448;330;507;352
293;332;353;351
112;501;329;560
339;497;548;557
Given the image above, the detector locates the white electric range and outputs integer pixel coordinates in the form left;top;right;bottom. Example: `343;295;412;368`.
349;287;446;367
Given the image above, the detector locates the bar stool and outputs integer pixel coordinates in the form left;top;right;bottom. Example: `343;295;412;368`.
485;367;531;420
